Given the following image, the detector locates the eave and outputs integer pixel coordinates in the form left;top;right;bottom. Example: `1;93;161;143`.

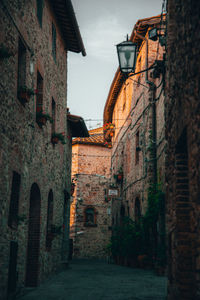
67;114;89;137
103;14;165;124
49;0;86;56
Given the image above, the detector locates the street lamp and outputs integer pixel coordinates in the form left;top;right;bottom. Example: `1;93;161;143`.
116;36;137;74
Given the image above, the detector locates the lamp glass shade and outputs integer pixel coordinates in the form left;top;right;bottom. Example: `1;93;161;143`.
149;28;157;41
116;41;137;74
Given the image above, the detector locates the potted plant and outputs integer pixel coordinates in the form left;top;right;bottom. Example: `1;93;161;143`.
114;167;123;182
18;85;35;103
36;110;53;127
51;132;66;145
103;122;115;131
104;141;112;148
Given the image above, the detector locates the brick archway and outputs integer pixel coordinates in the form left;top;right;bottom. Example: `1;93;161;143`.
25;183;41;287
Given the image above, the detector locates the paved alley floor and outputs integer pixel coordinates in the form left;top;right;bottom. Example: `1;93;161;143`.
18;259;167;300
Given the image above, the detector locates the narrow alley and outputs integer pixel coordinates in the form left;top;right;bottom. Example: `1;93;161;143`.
17;260;167;300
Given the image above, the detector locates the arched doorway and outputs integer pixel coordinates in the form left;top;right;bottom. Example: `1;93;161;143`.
25;183;41;287
135;197;141;223
46;190;53;251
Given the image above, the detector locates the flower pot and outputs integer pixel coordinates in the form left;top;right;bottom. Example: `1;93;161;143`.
117;174;123;181
18;91;30;104
37;116;47;127
51;136;59;144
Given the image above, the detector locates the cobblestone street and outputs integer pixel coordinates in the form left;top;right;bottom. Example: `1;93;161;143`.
18;260;167;300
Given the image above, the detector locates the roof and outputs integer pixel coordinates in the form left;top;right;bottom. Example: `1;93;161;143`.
72;127;106;146
49;0;86;56
103;14;165;124
67;114;89;137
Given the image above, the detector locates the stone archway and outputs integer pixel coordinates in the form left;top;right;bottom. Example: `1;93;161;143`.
25;183;41;287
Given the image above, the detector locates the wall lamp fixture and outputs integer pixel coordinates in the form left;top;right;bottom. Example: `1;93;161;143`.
116;35;155;77
148;27;166;46
116;35;164;77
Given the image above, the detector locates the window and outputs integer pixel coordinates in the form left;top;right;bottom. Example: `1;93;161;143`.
17;38;26;97
8;172;21;229
84;207;97;226
135;131;140;164
52;23;56;62
36;0;44;27
36;71;43;117
46;190;53;250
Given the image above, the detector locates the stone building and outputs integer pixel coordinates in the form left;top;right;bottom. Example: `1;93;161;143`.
103;15;166;265
70;127;112;259
0;0;85;299
165;1;200;299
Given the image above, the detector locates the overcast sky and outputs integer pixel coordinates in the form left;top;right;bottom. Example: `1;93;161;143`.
68;0;163;129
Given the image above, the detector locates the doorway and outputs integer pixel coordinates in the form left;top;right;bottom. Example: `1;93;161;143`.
25;183;41;287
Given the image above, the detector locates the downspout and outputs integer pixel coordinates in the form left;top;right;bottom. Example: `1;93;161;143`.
134;30;157;187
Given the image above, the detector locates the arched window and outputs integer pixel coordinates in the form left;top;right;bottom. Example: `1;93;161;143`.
46;190;53;250
84;207;97;227
135;197;141;223
26;183;41;287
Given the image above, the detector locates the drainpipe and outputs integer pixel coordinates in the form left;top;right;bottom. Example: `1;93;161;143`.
134;31;157;187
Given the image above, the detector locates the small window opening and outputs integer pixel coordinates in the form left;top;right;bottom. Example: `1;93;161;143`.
17;38;26;97
36;0;44;27
36;71;43;117
8;172;21;229
52;23;56;62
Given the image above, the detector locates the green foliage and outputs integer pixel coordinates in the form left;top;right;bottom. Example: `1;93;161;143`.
52;132;66;144
108;184;166;268
19;85;35;96
36;111;53;123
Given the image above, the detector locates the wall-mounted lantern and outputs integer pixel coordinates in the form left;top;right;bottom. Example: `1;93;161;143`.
116;36;137;74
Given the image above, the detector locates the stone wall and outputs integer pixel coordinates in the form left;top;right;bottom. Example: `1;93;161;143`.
70;129;112;259
0;1;71;298
72;174;112;259
110;27;166;226
166;1;200;299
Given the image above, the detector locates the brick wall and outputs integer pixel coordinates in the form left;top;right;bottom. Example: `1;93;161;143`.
166;0;200;299
0;1;71;298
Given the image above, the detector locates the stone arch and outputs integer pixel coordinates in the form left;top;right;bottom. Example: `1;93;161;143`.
25;183;41;287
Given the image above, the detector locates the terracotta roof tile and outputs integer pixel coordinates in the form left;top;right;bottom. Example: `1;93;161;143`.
72;127;105;146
